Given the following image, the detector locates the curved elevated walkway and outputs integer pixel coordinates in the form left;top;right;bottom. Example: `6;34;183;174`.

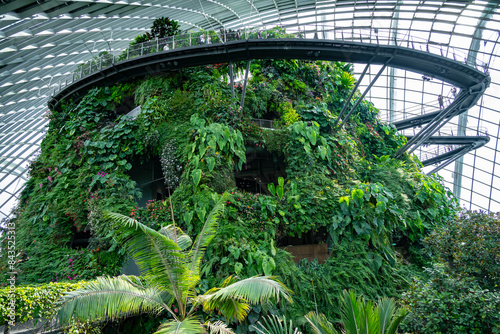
407;135;490;174
48;38;489;110
47;34;491;172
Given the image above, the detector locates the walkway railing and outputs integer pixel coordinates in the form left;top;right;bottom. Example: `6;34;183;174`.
48;25;489;98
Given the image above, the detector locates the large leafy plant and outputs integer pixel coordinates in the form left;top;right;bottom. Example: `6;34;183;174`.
424;210;500;289
56;194;292;333
305;290;408;334
401;264;500;334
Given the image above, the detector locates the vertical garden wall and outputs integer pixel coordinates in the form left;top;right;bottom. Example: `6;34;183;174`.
1;34;474;331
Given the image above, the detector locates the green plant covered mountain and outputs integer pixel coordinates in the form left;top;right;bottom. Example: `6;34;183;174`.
1;37;459;330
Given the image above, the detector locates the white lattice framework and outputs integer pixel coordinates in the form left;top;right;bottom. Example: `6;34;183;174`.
1;0;500;218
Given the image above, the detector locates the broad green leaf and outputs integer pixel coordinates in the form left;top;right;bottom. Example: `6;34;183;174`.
268;183;276;196
351;189;364;200
339;196;350;206
307;129;317;145
208;138;217;151
318;146;327;159
276;186;284;201
234;262;243;274
262;257;275;276
228;246;240;260
183;211;194;225
196;208;206;222
206;157;215;172
103;162;114;170
192;169;202;187
199;145;207;158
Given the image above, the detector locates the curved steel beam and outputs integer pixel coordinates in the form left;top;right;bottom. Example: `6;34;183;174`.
47;38;490;111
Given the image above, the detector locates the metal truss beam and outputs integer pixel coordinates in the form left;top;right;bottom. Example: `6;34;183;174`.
405;135;490;174
394;81;488;158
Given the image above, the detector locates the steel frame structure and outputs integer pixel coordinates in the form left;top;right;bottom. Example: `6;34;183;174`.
1;0;500;217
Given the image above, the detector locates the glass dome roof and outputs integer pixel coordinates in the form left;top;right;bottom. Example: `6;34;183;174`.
1;0;499;218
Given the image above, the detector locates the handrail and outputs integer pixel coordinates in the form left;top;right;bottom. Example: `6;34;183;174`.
47;25;489;98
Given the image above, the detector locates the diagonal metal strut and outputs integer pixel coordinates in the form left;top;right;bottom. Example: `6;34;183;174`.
337;56;394;130
333;59;372;128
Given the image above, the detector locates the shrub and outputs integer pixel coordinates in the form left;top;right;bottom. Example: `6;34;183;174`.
400;264;500;334
0;281;89;327
424;210;500;289
275;238;405;324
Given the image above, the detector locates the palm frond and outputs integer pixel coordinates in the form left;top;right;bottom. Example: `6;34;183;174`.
205;320;236;334
207;276;292;303
103;211;188;300
340;290;363;334
253;314;302;334
364;300;379;334
201;292;250;323
155;317;205;334
385;307;409;334
200;276;292;323
188;193;229;276
378;297;395;334
160;225;193;250
305;312;339;334
57;276;168;325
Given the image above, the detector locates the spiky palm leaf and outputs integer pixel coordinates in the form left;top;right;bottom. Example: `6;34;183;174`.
57;276;170;325
103;211;193;302
378;297;395;334
306;290;408;334
253;314;302;334
188;193;229;276
200;276;292;322
205;320;236;334
340;290;364;334
380;298;408;334
160;225;193;250
155;317;205;334
305;312;339;334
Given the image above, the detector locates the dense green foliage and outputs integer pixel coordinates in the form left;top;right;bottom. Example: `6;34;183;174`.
57;195;292;334
0;281;88;326
1;27;463;333
425;211;500;289
400;211;500;333
400;265;500;334
304;290;408;334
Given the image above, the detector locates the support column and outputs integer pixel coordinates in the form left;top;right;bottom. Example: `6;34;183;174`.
333;61;372;128
240;60;252;108
229;62;235;99
453;1;496;202
388;1;402;123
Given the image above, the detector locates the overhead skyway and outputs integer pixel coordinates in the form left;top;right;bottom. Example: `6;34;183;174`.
48;35;490;111
407;135;490;174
